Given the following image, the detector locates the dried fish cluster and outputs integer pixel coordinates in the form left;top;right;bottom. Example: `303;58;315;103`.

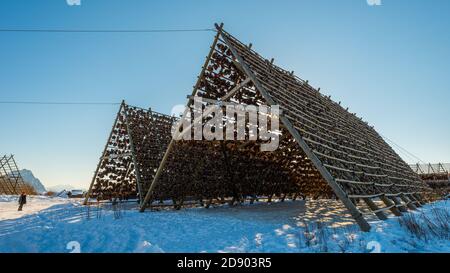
90;105;174;201
221;31;427;198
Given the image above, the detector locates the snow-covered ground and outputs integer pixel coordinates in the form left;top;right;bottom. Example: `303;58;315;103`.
0;195;69;221
0;195;448;253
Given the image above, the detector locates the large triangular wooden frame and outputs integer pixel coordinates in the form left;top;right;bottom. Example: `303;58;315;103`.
0;155;32;195
84;101;174;205
138;23;430;231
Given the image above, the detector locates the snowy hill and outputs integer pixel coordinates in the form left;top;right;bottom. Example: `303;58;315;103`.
47;184;77;193
19;169;46;193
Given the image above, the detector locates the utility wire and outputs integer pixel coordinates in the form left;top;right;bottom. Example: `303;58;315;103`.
389;141;424;164
384;139;417;163
395;144;425;164
0;101;120;105
394;148;419;165
379;132;426;164
0;28;215;33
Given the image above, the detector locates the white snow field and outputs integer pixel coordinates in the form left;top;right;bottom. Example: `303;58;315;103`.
0;195;448;253
0;195;69;221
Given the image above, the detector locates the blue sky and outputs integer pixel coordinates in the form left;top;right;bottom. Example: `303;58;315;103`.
0;0;449;189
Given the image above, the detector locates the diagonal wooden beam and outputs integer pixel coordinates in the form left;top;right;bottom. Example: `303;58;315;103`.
408;194;422;207
363;198;387;220
123;105;145;205
0;155;9;169
177;77;251;140
399;194;417;210
380;196;403;216
4;156;19;194
83;101;125;205
0;155;16;194
9;155;28;194
413;193;426;205
391;196;408;212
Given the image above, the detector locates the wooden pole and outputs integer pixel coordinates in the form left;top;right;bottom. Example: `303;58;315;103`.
408;194;422;207
363;198;387;220
83;101;125;205
0;155;17;194
123;105;145;206
399;194;417;210
380;196;402;216
391;196;408;212
413;193;426;205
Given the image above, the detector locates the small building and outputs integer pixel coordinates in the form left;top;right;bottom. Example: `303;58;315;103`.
68;190;84;198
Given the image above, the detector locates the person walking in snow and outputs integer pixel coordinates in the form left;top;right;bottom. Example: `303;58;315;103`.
18;192;27;211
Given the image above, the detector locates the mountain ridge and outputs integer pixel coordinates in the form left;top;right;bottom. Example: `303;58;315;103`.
19;169;46;193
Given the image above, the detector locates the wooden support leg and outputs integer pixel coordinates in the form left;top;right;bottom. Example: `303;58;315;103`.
408;195;422;207
172;198;182;210
239;195;244;204
414;193;426;205
391;196;408;212
205;198;212;209
292;193;298;201
363;198;387;220
380;196;402;216
400;195;417;210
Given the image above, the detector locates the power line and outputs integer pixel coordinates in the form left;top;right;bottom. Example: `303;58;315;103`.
393;147;419;164
379;133;426;164
0;101;120;105
0;28;215;33
389;140;424;164
395;145;425;164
